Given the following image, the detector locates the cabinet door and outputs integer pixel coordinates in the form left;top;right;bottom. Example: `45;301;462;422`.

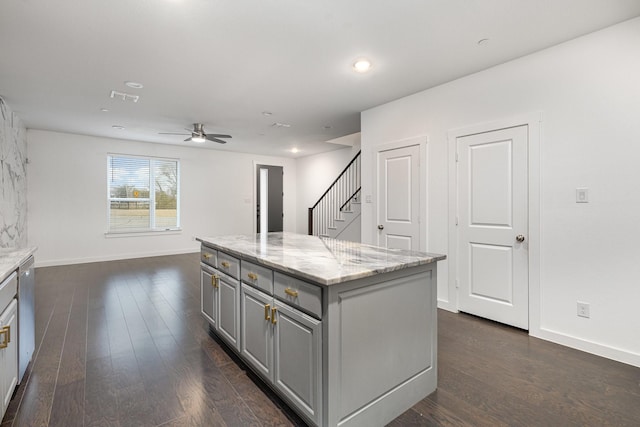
1;299;18;415
240;284;273;380
216;272;240;352
201;268;217;326
273;302;322;426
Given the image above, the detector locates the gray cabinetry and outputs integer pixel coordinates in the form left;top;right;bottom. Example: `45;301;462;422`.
201;267;217;327
200;251;240;352
240;282;322;426
273;300;322;425
0;272;18;420
198;234;442;427
0;299;17;415
240;284;273;379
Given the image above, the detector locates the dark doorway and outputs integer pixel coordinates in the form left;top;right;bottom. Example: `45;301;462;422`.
256;164;283;232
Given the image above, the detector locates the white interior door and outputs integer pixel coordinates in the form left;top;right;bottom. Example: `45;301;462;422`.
457;125;529;329
377;145;420;250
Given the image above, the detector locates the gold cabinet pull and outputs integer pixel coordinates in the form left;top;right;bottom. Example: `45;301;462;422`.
264;304;271;321
271;307;277;324
211;275;220;288
247;272;258;281
0;326;9;349
221;261;230;268
284;288;299;298
203;253;212;260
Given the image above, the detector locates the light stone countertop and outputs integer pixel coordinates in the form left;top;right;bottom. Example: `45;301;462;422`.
197;232;445;286
0;247;37;283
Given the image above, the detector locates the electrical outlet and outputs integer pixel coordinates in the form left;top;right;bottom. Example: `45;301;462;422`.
577;301;590;318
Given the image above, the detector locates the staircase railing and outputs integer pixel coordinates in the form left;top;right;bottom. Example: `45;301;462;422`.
308;150;361;236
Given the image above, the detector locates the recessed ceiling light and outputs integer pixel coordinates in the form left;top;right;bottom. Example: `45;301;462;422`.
477;38;490;46
100;108;109;112
291;147;299;154
352;58;372;73
262;111;273;116
112;125;125;130
125;81;144;89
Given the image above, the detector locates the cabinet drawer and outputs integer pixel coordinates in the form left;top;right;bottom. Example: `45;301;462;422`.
0;272;17;312
274;272;322;319
241;260;273;294
201;246;217;268
217;251;240;279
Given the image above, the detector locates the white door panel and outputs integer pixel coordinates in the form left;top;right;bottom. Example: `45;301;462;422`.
470;139;513;227
458;125;528;329
378;145;420;250
385;234;412;250
470;243;513;303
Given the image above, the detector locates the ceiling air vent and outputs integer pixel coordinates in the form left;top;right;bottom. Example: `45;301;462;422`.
110;90;139;103
271;122;291;128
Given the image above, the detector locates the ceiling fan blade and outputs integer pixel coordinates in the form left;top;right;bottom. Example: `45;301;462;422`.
159;132;190;135
205;134;232;139
208;137;228;144
184;137;192;142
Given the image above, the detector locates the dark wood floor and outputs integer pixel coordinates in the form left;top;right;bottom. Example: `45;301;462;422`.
2;254;639;426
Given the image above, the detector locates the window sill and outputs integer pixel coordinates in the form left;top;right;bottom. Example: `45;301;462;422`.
105;229;182;238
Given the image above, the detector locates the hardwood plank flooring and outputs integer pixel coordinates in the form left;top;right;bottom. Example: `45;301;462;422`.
2;253;639;426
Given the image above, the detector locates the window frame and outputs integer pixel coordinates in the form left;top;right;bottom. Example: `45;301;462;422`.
106;153;181;235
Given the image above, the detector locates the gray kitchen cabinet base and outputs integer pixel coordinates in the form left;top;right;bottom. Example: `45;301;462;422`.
323;267;436;426
198;234;441;427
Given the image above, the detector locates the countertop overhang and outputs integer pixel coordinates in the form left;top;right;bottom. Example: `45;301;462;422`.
197;232;445;286
0;247;37;283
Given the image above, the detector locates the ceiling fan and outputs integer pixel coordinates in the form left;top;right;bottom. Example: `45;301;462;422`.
159;123;232;144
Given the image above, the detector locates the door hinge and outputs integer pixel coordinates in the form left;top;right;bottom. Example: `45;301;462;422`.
455;152;459;162
455;279;460;289
455;216;459;226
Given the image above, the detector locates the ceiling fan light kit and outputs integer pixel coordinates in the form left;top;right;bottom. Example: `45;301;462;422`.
159;123;232;144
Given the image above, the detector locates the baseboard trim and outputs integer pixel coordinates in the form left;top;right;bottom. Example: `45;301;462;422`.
35;248;200;268
531;327;640;368
437;299;457;313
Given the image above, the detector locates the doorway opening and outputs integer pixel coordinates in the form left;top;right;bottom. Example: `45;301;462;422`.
256;164;283;233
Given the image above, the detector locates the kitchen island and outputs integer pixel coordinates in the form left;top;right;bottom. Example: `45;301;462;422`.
197;232;445;427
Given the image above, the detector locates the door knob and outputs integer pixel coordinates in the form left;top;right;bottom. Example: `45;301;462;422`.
516;234;525;243
378;225;384;230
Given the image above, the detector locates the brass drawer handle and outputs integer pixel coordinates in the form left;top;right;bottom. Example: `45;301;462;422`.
271;307;277;324
264;304;271;321
284;288;298;298
211;275;219;288
203;253;212;260
221;261;230;268
247;272;258;281
0;326;9;349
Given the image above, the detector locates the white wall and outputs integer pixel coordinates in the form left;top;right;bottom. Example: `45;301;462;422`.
27;130;297;266
295;147;355;234
361;17;640;366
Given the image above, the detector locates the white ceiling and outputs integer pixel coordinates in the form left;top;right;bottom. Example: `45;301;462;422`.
2;1;640;158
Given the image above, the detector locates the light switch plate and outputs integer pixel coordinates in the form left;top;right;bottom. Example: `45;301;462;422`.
576;188;589;203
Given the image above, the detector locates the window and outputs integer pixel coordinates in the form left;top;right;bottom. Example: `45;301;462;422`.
107;155;180;233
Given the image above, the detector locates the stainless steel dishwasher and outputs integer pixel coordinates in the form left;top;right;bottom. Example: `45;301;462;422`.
18;256;35;384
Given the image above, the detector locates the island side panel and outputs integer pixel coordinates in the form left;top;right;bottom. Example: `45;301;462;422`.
324;264;437;427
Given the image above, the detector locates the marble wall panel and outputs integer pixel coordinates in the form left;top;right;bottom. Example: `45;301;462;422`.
0;97;27;248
